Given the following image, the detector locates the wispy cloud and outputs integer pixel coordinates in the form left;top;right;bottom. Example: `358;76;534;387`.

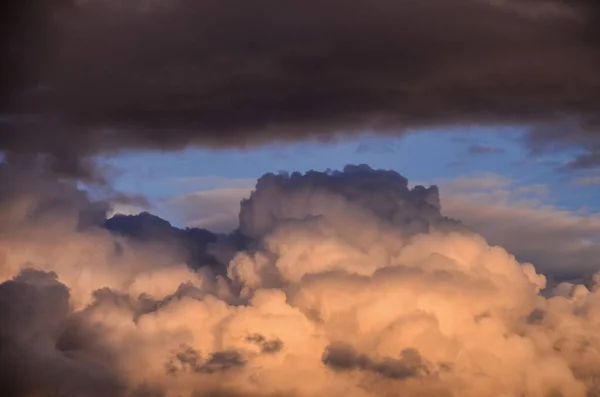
166;187;252;232
355;142;395;154
170;176;255;190
467;144;507;156
446;160;467;168
572;176;600;186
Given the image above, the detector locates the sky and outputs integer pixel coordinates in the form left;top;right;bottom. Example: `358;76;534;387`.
4;1;600;396
104;125;600;230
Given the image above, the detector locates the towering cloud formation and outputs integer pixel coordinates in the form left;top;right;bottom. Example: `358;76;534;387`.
238;164;460;240
2;163;600;396
2;0;600;171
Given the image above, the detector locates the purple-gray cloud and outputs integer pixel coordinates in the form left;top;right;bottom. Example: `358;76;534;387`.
467;144;507;155
1;0;600;174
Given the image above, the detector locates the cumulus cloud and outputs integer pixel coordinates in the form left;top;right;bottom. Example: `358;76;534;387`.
2;0;600;172
166;170;600;281
437;173;600;283
162;170;600;283
5;163;600;396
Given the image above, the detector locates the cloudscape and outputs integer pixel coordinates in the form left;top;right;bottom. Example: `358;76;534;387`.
2;1;600;396
0;163;599;397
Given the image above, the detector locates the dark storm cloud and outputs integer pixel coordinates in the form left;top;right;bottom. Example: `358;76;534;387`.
2;0;600;170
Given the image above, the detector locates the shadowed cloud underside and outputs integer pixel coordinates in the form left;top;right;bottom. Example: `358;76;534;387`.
2;0;600;173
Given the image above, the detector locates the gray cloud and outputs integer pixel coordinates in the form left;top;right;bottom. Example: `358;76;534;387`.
566;151;600;170
166;345;246;376
238;164;462;240
245;334;284;355
322;343;430;380
355;142;396;154
0;269;124;397
2;0;600;173
467;144;507;155
525;121;600;170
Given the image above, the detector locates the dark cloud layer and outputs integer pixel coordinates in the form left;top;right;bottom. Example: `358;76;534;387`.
2;0;600;170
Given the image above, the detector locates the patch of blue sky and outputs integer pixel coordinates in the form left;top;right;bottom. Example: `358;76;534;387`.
101;125;598;214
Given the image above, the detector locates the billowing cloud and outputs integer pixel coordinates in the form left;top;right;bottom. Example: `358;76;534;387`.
437;173;600;283
105;211;229;274
3;163;600;396
2;0;600;172
165;171;600;283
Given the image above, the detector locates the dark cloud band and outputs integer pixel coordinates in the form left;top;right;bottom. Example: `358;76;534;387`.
2;0;600;170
